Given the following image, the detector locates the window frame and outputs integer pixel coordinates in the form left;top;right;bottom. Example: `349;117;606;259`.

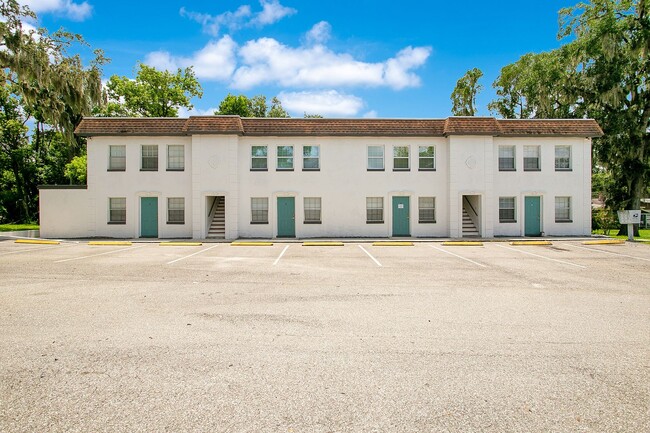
276;145;294;171
166;145;185;171
418;197;436;223
108;145;126;171
302;145;320;171
140;144;159;171
523;145;541;171
303;197;322;224
393;146;410;171
251;197;269;224
498;197;517;223
555;196;572;222
366;197;384;224
498;145;516;171
555;145;572;171
251;146;268;171
108;197;126;224
166;197;185;224
418;146;435;171
367;145;385;171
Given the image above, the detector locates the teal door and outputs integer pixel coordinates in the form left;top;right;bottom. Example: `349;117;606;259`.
141;197;158;238
524;196;541;236
392;196;410;236
277;197;295;237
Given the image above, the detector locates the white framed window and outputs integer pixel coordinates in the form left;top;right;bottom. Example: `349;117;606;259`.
418;197;435;223
167;197;184;224
366;197;384;223
523;145;540;171
555;196;572;222
108;145;126;171
303;146;320;170
251;146;268;170
367;146;384;170
393;146;409;170
251;197;268;223
141;145;158;171
167;145;184;171
108;197;126;224
277;146;293;170
498;145;515;171
499;197;516;223
555;145;571;171
419;146;435;170
304;197;321;223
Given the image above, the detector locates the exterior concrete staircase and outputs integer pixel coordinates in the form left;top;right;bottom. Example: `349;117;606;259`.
207;197;225;239
462;207;479;237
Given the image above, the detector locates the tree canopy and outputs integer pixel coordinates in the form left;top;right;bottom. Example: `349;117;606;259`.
215;94;290;117
450;68;483;116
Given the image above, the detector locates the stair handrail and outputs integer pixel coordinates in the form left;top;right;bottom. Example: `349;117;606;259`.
208;196;218;218
462;196;480;236
463;196;478;217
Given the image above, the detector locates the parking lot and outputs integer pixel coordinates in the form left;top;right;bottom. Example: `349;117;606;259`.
1;239;649;432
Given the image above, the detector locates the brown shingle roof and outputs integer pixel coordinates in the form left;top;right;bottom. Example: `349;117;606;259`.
75;116;603;138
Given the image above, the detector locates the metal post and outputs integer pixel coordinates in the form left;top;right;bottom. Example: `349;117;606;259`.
628;223;634;241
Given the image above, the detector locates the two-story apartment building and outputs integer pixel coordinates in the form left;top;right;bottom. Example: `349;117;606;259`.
38;116;603;239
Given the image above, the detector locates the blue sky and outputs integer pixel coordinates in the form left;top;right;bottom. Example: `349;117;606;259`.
24;0;575;118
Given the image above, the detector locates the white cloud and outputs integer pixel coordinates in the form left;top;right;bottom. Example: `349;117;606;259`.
178;106;220;117
362;110;378;118
304;21;331;45
231;38;431;90
21;0;92;21
144;36;238;81
278;90;364;116
251;0;296;26
181;0;295;36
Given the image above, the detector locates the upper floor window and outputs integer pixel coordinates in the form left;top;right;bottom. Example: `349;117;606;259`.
498;145;515;171
108;197;126;224
393;146;409;171
555;145;571;171
555;196;572;222
141;145;158;171
523;145;540;171
167;145;184;171
303;146;320;170
304;197;322;223
108;145;126;171
167;197;185;224
419;146;435;171
499;197;516;223
251;197;269;223
251;146;268;170
367;146;384;170
277;146;294;170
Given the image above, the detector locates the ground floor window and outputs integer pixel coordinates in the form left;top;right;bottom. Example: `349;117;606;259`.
251;197;269;223
366;197;384;223
108;197;126;224
555;196;572;222
167;197;184;224
418;197;435;223
304;197;321;223
499;197;516;223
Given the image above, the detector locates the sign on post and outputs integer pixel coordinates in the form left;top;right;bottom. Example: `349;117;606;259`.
617;210;641;241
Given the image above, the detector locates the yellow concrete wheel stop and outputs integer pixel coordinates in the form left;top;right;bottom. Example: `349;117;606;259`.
510;241;552;246
231;241;273;246
302;242;344;246
372;241;413;246
88;241;132;246
14;239;60;245
583;239;625;245
159;242;202;246
442;241;483;246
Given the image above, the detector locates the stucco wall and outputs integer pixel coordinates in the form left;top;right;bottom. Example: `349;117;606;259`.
39;188;91;238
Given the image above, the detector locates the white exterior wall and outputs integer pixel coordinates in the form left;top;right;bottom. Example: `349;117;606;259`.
38;130;593;239
492;137;592;237
237;136;448;238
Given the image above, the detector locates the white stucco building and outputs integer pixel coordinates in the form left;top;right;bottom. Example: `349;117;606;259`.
39;116;602;239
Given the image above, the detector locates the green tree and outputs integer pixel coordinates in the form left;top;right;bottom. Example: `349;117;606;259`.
215;94;290;117
101;63;203;117
450;68;483;116
64;154;87;184
304;113;323;118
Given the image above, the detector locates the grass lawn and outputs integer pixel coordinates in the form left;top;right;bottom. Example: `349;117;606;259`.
592;228;650;240
0;224;40;232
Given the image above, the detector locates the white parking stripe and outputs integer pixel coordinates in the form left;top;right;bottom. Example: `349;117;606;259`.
273;245;290;266
358;245;382;267
429;244;488;268
567;243;650;262
54;245;146;263
0;245;62;256
166;244;221;265
357;245;382;267
495;244;586;269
